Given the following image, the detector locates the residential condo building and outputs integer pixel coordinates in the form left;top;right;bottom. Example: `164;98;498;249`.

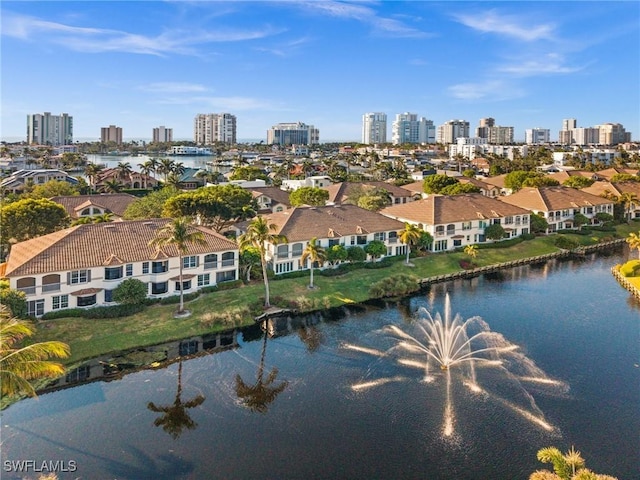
194;113;237;145
267;122;319;146
152;126;173;143
437;120;470;144
362;112;387;144
27;112;73;146
558;119;631;146
391;113;435;145
525;128;551;144
101;125;123;145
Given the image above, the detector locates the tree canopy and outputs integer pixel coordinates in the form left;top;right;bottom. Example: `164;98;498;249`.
123;187;181;220
1;198;69;248
423;174;459;194
289;187;329;207
163;184;257;232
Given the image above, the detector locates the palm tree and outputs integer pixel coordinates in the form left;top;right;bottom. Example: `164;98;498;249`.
148;217;206;315
0;311;70;398
237;216;287;308
618;192;638;222
530;446;617;480
147;359;205;439
626;231;640;258
84;163;104;191
91;212;114;223
300;237;327;289
464;244;478;263
399;223;422;265
138;160;155;178
101;179;122;193
158;158;176;183
234;322;288;413
115;161;133;185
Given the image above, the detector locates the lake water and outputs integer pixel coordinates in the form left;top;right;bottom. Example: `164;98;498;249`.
2;248;639;479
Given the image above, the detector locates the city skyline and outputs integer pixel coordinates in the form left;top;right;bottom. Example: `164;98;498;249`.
1;1;638;142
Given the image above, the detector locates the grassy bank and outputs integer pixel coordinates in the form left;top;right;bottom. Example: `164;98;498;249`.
31;224;637;367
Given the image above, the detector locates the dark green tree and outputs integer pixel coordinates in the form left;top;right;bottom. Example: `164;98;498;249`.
484;223;506;241
364;239;387;261
289;187;329;207
423;174;459;194
1;198;69;248
113;278;149;305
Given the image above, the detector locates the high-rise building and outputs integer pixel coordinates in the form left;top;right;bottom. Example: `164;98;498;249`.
596;123;631;145
391;113;435;145
525;128;551;144
436;120;470;144
101;125;123;145
362;113;387;144
475;117;495;139
152;126;173;143
26;112;73;145
573;127;599;145
562;118;577;131
194;113;237;145
486;126;514;144
559;119;577;145
267;122;319;146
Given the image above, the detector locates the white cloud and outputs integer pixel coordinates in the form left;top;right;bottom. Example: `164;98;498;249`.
499;54;584;76
291;0;429;38
153;95;280;111
1;12;283;56
448;80;525;101
454;10;555;42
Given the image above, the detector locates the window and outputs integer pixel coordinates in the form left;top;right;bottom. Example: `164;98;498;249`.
142;262;149;274
77;294;97;307
221;252;234;267
42;274;61;293
462;222;472;231
434;240;448;252
69;269;90;284
291;243;303;257
52;295;69;310
328;238;340;247
183;256;198;269
356;235;367;245
277;245;289;259
126;264;133;276
175;280;192;291
151;261;168;273
151;282;168;295
504;216;514;225
216;270;236;283
104;289;114;303
446;224;455;234
350;236;355;245
435;226;445;236
104;266;123;280
197;274;210;287
275;261;294;274
388;231;398;243
27;299;45;317
204;254;218;269
373;232;386;241
453;239;462;247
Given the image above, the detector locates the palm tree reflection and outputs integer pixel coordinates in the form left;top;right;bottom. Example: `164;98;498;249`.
235;321;288;413
147;359;205;439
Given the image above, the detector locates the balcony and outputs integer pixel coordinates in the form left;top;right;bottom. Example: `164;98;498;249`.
221;259;235;267
204;261;218;270
17;286;36;295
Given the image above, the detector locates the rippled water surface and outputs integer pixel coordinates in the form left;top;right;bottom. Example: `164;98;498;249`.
2;250;639;479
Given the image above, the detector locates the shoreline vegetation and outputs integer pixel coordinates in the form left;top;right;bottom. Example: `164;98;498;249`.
28;224;639;371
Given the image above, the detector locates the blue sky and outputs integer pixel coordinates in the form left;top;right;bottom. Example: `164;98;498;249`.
1;1;638;143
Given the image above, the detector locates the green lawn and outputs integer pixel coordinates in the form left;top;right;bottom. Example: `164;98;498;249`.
30;224;637;367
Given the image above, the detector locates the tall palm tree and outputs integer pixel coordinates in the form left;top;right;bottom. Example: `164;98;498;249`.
0;311;70;398
300;237;327;289
115;161;133;185
234;322;288;413
148;217;206;315
84;163;104;191
147;359;205;439
618;192;638;222
237;216;287;308
138;160;155;178
626;231;640;258
101;179;122;193
158;158;176;183
399;223;422;265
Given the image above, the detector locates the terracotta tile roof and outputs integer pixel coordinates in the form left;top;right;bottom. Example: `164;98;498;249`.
380;194;529;225
259;205;406;242
50;194;138;218
4;218;238;277
548;170;596;183
399;181;424;195
323;181;413;204
497;186;612;212
482;174;508;189
250;187;292;206
581;181;640;198
590;168;639;181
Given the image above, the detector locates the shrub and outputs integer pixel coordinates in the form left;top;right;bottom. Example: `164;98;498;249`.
113;278;148;305
553;235;580;249
620;260;640;277
369;274;420;299
41;304;145;320
0;286;27;318
346;246;366;262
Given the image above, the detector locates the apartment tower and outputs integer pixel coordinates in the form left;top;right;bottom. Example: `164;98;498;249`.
152;126;173;143
26;112;73;145
362;113;387;144
194;113;237;145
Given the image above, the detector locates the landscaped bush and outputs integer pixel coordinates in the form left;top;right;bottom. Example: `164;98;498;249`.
520;233;536;241
476;237;524;249
368;274;420;299
113;278;148;304
553;235;580;250
620;260;640;277
363;257;394;269
41;304;146;320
